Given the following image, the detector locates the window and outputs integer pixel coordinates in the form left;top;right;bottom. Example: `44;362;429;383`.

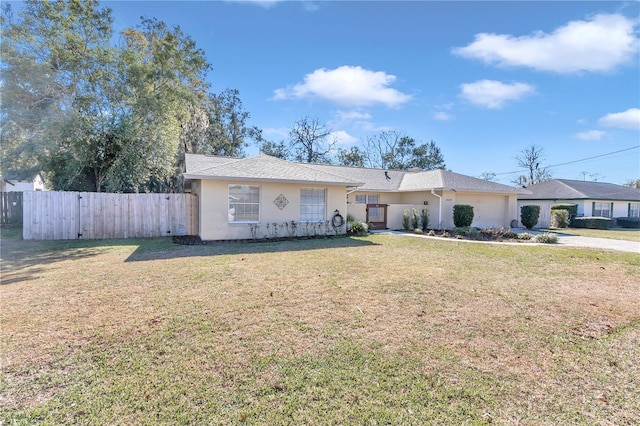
592;202;612;218
300;188;326;222
354;194;380;204
629;203;640;218
229;185;260;222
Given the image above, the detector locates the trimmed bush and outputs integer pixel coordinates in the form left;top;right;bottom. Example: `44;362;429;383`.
570;217;615;229
453;204;474;227
402;209;411;231
420;209;429;231
414;228;423;234
551;204;578;217
411;208;420;230
535;233;558;244
348;221;369;236
520;205;540;229
616;217;640;229
551;210;570;228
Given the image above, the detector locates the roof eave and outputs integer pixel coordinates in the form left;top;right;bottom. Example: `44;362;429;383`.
183;174;363;187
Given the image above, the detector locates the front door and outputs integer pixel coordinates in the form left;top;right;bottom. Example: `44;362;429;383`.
366;204;388;229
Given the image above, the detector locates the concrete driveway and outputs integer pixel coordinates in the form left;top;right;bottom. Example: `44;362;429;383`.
372;229;640;253
550;234;640;253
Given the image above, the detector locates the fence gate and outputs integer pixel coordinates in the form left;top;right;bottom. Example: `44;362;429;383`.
22;191;198;240
1;192;23;225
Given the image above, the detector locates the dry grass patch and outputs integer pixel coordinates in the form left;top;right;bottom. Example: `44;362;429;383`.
1;233;639;424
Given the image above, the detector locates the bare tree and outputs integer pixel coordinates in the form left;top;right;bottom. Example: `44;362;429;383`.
479;171;497;181
362;130;446;170
289;117;335;163
513;145;552;187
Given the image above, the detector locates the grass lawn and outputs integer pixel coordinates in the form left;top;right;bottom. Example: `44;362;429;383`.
1;233;639;424
540;227;640;242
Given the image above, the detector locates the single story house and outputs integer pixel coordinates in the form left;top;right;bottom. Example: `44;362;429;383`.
517;179;640;228
1;172;45;192
184;154;529;241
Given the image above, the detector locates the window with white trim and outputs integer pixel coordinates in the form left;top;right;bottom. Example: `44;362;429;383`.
354;194;380;204
629;203;640;217
228;185;260;222
300;188;326;222
592;202;612;218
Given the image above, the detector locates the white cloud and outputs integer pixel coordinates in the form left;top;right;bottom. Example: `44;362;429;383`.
434;112;454;121
329;130;358;146
334;110;372;122
226;0;283;8
273;65;412;107
598;108;640;130
453;14;639;73
459;80;534;109
575;130;606;141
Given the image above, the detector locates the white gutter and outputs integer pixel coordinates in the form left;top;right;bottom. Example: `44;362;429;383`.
431;189;442;230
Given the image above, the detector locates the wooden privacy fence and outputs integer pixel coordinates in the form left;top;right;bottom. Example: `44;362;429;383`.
23;191;198;240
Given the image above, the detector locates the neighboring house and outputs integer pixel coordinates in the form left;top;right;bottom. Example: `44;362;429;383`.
517;179;640;228
184;154;529;241
0;172;45;192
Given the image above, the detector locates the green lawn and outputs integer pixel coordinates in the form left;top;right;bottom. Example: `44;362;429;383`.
541;227;640;242
1;234;639;424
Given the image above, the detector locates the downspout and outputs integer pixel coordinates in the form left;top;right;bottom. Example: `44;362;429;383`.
431;189;442;230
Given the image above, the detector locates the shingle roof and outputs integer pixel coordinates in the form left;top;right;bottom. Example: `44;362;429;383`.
184;154;528;194
184;154;363;186
398;169;526;193
518;179;640;201
309;163;527;194
304;163;406;191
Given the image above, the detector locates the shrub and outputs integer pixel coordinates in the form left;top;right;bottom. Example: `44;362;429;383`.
481;227;518;240
411;208;420;230
427;230;436;236
520;205;540;229
535;233;558;244
453;204;474;227
402;209;411;231
348;221;369;236
551;210;570;228
414;228;423;234
463;227;482;240
551;204;578;217
517;233;534;240
420;209;429;231
616;217;640;228
571;217;615;229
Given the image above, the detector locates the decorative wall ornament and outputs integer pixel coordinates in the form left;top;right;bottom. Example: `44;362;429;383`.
273;194;289;210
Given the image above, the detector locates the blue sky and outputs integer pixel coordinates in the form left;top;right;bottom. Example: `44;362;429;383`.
108;1;640;185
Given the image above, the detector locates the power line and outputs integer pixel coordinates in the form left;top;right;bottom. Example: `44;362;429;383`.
493;145;640;176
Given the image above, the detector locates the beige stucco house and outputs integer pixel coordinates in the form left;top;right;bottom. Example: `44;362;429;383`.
184;154;529;241
518;179;640;228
